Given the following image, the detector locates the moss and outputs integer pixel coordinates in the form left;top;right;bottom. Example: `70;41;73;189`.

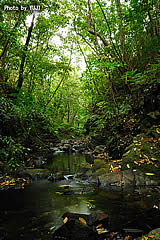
94;167;109;176
122;125;160;173
81;162;92;174
81;162;92;169
92;159;108;171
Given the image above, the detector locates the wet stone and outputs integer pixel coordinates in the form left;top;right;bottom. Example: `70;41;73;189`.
99;172;122;188
52;220;99;240
122;170;135;186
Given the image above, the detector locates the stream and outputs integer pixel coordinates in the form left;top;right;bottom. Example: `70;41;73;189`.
0;152;160;240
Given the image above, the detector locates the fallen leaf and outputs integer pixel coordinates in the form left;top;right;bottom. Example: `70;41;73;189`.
96;228;108;234
148;234;155;238
124;235;132;240
127;164;130;168
96;224;102;229
63;217;68;223
1;182;6;186
153;205;158;209
96;228;104;232
134;161;138;164
79;217;87;225
112;167;120;172
145;173;155;176
55;192;63;195
50;225;55;231
10;179;15;183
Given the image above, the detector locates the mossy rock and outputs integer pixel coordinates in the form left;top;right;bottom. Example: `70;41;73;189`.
81;163;92;174
94;167;109;176
122;126;160;173
81;162;92;169
92;159;108;171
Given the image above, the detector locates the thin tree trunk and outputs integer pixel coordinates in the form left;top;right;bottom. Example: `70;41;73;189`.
67;102;70;123
17;14;35;89
87;0;124;74
95;0;124;65
88;0;109;47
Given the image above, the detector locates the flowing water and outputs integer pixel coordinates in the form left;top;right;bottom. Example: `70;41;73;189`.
0;153;160;240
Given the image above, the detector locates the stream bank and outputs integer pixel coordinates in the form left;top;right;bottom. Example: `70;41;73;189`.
0;149;160;240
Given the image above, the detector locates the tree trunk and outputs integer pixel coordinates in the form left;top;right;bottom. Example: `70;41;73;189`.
67;103;70;123
17;14;35;89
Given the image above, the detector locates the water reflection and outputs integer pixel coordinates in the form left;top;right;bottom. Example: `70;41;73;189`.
0;153;160;240
46;152;86;174
0;179;93;240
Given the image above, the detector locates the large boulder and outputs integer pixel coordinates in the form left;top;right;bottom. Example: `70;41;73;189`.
99;172;122;190
80;159;110;177
52;220;99;240
52;211;109;240
62;212;108;228
98;169;160;191
92;159;108;171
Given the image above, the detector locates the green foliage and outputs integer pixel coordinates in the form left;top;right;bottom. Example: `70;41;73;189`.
0;0;160;174
121;60;160;88
0;135;26;168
